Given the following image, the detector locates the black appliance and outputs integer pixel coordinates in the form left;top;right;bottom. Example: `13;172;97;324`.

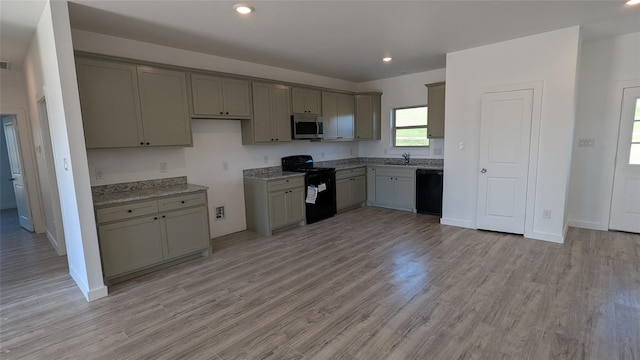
416;169;443;216
291;114;323;140
281;155;336;224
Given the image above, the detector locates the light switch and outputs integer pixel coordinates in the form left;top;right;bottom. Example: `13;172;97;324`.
578;138;595;147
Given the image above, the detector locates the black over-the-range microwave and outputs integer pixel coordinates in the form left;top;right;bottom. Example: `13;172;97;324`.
291;114;323;140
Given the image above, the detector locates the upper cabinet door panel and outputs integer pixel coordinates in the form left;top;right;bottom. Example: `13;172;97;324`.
321;92;338;139
251;82;274;143
190;73;224;117
292;87;321;115
273;84;292;142
221;78;252;118
76;58;144;148
355;95;373;140
427;82;445;138
337;93;355;139
137;66;192;146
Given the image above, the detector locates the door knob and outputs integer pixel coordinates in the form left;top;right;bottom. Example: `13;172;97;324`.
481;168;487;173
8;178;15;181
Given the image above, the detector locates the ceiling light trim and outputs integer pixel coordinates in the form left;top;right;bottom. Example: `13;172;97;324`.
233;4;255;14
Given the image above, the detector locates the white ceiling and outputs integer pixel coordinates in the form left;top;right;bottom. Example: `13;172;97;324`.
0;0;45;70
2;1;639;81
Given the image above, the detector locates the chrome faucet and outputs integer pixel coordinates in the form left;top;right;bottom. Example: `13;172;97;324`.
402;152;410;164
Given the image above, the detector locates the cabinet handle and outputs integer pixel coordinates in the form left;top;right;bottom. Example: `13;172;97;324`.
140;142;144;145
220;112;224;115
154;217;158;220
162;215;166;218
275;138;279;141
127;209;132;213
146;142;150;145
181;201;185;204
226;112;229;115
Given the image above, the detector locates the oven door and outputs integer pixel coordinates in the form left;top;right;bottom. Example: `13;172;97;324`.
305;171;336;224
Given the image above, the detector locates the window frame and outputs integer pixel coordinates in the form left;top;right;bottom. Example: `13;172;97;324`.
392;105;429;148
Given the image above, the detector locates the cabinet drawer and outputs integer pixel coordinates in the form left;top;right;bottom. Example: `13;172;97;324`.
158;192;207;212
376;167;415;178
96;200;159;224
336;167;366;180
268;177;305;192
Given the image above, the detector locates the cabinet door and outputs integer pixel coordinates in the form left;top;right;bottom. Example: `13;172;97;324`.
137;66;192;146
322;92;339;139
395;176;415;209
76;57;144;148
355;95;373;140
252;82;274;142
351;176;366;206
336;177;351;211
162;206;210;260
375;175;396;206
98;216;164;278
367;166;377;203
304;89;321;115
269;191;288;228
221;78;251;118
273;84;291;142
286;187;306;223
291;88;307;114
427;83;445;138
190;73;224;117
337;93;355;139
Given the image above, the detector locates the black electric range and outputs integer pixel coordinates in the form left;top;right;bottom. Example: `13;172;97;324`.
281;155;336;224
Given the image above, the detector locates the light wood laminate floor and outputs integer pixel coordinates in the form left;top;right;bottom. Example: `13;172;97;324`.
1;207;639;359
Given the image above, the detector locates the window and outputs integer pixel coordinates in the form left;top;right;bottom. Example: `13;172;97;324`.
393;106;429;147
630;98;640;165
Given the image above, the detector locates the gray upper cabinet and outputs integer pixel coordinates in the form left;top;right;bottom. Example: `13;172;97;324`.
291;87;321;115
322;92;354;140
242;82;291;144
190;73;251;119
137;66;192;147
426;82;445;138
355;93;382;140
76;56;192;148
76;57;144;148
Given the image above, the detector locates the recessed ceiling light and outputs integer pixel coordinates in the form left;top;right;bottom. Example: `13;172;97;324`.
382;57;393;62
233;4;254;14
627;0;640;4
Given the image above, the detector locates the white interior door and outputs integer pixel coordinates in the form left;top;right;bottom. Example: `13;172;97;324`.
477;89;533;234
2;116;34;231
609;86;640;233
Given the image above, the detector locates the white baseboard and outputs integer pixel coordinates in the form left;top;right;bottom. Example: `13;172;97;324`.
524;230;564;243
567;219;607;231
440;217;475;229
69;265;109;302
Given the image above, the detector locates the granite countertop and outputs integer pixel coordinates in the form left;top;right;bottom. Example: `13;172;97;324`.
92;177;208;207
242;157;443;180
243;171;306;181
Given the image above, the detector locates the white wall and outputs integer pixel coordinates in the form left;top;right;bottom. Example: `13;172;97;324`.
0;68;45;231
0;117;17;209
23;1;106;301
357;69;446;159
72;30;360;238
568;32;640;230
442;26;581;243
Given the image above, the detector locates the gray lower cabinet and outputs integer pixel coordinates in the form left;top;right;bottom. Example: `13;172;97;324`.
336;167;366;211
244;176;306;236
76;56;192;148
367;166;415;211
96;192;210;283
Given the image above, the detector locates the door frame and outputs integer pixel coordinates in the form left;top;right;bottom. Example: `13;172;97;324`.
608;81;640;231
474;81;544;240
0;106;44;233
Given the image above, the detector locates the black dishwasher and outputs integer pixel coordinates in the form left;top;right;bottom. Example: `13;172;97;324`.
416;169;443;216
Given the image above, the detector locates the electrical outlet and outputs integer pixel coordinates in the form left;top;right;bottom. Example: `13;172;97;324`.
543;209;552;219
578;138;595;147
63;158;69;171
459;142;465;150
223;161;229;171
215;206;225;220
160;162;168;172
95;168;103;180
